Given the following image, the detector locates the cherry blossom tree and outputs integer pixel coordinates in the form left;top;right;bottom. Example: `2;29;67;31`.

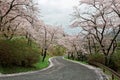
29;22;65;62
58;33;86;60
71;0;120;65
111;0;120;18
83;34;96;54
0;0;39;40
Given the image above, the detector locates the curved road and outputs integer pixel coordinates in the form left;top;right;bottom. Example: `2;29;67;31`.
0;57;106;80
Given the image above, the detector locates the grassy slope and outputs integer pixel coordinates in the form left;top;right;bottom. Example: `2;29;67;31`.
0;56;50;74
64;56;88;65
0;37;50;74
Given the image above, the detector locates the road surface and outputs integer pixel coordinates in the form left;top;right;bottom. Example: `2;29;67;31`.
0;56;107;80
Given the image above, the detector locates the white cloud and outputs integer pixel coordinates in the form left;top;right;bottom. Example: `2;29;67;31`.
37;0;80;34
39;0;79;9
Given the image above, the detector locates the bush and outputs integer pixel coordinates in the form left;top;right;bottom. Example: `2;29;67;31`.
49;45;66;56
87;53;105;64
0;38;40;67
111;52;120;72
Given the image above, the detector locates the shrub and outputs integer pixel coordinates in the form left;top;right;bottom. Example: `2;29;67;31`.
0;38;40;67
111;52;120;72
49;45;66;56
87;53;105;64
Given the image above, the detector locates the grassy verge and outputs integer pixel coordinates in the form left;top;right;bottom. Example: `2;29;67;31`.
34;56;50;70
0;56;50;74
64;56;88;65
0;36;51;74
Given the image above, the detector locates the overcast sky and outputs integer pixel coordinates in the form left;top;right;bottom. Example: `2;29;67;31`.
37;0;80;35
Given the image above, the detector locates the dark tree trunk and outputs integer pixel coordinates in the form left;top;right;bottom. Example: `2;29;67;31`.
68;52;70;59
88;37;92;54
42;49;47;62
104;55;110;66
41;48;44;56
105;55;108;66
77;51;80;61
71;52;74;60
27;38;32;46
92;37;98;54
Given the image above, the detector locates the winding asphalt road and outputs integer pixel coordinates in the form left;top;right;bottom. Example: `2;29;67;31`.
0;57;107;80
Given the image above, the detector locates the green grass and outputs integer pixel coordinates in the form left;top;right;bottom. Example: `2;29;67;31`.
103;70;119;80
64;56;88;65
103;69;119;80
0;56;50;74
0;36;51;74
34;56;50;69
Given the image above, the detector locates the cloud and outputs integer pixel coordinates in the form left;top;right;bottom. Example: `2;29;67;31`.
37;0;80;34
39;0;79;9
38;0;79;22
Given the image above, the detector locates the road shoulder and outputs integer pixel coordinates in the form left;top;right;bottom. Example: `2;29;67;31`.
0;57;55;77
63;57;109;80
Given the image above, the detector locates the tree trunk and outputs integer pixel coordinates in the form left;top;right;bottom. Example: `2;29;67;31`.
104;55;110;66
71;52;74;60
92;37;98;54
41;48;44;56
27;38;32;46
42;49;47;62
68;52;70;59
88;37;92;54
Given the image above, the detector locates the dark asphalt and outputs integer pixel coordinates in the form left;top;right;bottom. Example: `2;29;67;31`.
0;57;105;80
